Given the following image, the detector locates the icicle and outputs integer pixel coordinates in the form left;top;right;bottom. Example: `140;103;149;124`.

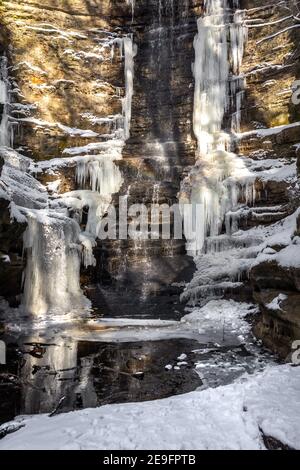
193;0;230;157
22;211;88;317
76;155;123;196
79;233;97;268
0;56;12;148
181;0;250;254
125;0;135;22
230;10;248;75
122;36;137;141
152;183;160;204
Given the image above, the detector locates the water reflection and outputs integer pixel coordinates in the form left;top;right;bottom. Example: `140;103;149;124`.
0;333;202;424
20;339;78;415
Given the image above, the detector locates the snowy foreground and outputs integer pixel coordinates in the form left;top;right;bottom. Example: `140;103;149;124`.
0;364;299;450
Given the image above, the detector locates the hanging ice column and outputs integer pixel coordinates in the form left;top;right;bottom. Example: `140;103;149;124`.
22;212;88;317
193;0;230;157
181;0;249;254
125;0;135;21
0;56;12;147
122;36;136;140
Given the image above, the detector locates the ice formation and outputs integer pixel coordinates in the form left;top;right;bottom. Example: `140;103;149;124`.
22;211;86;317
122;36;136;140
76;155;123;195
0;28;135;320
181;0;250;254
126;0;135;21
0;57;13;147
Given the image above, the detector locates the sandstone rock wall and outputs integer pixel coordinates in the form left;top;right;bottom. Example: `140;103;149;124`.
240;0;300;357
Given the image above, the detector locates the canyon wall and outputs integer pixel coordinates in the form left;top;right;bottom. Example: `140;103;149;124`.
240;0;300;357
0;0;299;354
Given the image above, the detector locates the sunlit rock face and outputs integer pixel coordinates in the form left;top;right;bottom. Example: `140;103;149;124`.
0;0;128;160
237;0;300;356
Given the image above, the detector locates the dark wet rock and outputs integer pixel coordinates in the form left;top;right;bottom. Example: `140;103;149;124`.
251;260;300;292
253;290;300;357
0;199;26;306
262;432;294;451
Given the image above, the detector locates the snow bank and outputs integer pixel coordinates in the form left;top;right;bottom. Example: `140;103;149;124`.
0;365;299;450
236;121;300;139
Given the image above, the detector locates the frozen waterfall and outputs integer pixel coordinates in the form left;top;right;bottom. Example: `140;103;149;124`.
122;36;136;140
126;0;135;21
0;56;12;148
182;0;250;254
22;211;87;318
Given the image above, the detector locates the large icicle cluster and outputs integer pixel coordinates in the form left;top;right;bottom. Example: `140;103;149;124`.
181;0;249;254
22;211;85;317
76;155;123;195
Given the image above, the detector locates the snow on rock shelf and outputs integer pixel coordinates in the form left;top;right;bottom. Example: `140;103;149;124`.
0;365;299;450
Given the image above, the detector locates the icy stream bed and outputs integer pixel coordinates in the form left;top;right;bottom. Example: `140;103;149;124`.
0;300;274;426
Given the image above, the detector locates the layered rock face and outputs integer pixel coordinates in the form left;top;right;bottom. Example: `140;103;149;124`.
173;0;300;358
240;0;300;357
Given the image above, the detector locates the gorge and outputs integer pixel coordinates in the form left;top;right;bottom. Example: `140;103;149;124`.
0;0;299;450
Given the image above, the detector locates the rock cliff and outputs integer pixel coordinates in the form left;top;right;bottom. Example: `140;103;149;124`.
0;0;299;353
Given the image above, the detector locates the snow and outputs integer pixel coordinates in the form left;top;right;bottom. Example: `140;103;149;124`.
0;148;48;211
177;353;187;361
18;118;99;138
0;365;299;450
236;121;300;139
275;244;300;269
62;140;124;156
182;206;300;307
16;22;87;42
259;162;297;183
251;209;300;270
13;61;47;76
181;300;257;343
122;37;136;140
267;294;288;311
